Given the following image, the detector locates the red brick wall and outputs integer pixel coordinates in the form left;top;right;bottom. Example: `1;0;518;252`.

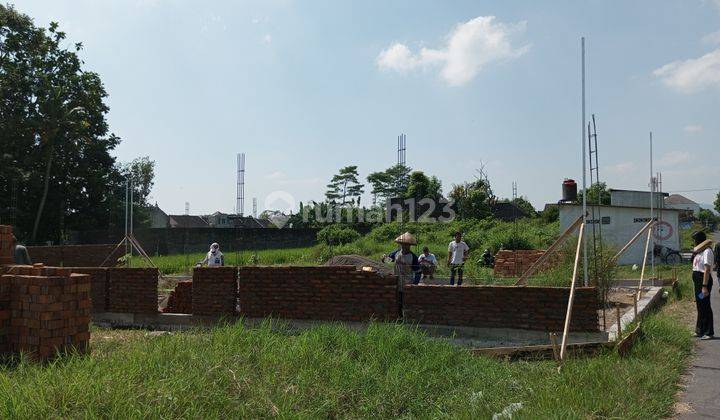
192;267;237;316
0;225;13;266
107;268;158;313
0;274;9;354
493;250;557;278
237;266;399;322
64;267;108;313
26;244;124;267
403;285;599;332
163;281;193;314
1;265;91;360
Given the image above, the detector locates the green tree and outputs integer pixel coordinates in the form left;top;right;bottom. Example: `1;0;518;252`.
0;5;123;243
449;178;494;220
498;196;536;217
326;165;364;205
367;164;411;204
405;171;443;201
714;191;720;214
578;182;611;205
698;209;718;226
121;157;156;228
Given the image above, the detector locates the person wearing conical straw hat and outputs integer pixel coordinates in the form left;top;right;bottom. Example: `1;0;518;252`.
394;232;420;286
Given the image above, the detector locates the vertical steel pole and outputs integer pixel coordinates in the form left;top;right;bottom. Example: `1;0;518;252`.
124;178;129;259
581;37;588;286
650;132;655;275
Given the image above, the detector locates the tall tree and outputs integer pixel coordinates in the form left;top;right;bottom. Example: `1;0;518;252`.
405;171;443;200
449;178;494;220
714;191;720;215
0;5;123;243
367;164;411;204
325;165;364;205
578;182;611;206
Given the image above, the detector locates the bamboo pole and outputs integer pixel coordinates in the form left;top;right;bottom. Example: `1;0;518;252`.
611;220;655;262
99;237;127;267
637;227;652;300
559;222;585;361
616;305;622;340
515;215;584;286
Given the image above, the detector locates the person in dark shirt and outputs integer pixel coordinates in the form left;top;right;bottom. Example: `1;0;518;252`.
12;235;32;265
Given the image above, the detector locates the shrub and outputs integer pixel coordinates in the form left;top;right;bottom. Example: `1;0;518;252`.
317;225;361;246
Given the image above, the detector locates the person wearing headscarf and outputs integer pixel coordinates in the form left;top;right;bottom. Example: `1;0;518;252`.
198;242;224;267
691;231;715;339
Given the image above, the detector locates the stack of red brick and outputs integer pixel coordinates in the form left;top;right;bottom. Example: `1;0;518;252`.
0;225;13;266
163;281;193;314
493;250;557;277
237;266;399;321
1;265;91;360
193;267;237;316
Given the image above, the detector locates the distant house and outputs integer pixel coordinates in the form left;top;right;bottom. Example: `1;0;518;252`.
149;204;169;228
206;212;267;228
491;202;530;222
168;215;209;228
664;194;701;218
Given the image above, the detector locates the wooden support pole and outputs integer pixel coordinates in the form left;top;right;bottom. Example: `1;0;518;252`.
99;237;127;267
611;220;655;263
616;305;622;340
549;333;560;361
633;292;638;318
559;222;585;361
637;227;653;300
515;215;584;286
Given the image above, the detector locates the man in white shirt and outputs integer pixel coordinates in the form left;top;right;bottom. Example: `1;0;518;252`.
418;246;437;281
447;231;469;286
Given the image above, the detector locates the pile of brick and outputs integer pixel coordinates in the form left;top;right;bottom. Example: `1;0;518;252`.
163;281;193;314
107;268;158;313
237;266;399;322
403;284;599;332
192;267;237;316
1;265;91;361
493;250;557;278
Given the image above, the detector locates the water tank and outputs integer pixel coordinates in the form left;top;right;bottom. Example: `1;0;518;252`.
562;179;578;202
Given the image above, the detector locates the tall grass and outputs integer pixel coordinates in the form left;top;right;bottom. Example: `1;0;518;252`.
0;308;693;418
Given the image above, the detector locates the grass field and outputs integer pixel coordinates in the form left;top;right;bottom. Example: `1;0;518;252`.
0;276;696;418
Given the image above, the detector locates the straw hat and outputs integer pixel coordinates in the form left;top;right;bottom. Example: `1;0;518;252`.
394;232;417;245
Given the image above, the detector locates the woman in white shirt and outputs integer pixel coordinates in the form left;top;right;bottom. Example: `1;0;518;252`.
692;231;714;339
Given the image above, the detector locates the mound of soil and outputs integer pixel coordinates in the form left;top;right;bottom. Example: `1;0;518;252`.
325;254;394;277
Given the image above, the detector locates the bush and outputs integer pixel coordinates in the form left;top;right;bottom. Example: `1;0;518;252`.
317;225;361;246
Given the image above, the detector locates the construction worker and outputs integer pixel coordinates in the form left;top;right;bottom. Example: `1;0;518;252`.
12;235;31;265
692;231;714;339
197;242;224;267
393;232;420;286
447;231;469;285
418;246;437;280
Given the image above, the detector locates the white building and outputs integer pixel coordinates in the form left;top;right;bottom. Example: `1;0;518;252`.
558;199;681;265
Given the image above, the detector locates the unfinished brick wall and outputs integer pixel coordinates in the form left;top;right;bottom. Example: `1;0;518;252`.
192;267;237;316
1;265;91;361
493;250;557;278
26;244;124;267
107;268;158;313
403;285;599;332
163;281;193;314
64;267;108;313
237;266;399;322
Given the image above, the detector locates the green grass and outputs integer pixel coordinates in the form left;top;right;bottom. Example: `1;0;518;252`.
0;306;694;418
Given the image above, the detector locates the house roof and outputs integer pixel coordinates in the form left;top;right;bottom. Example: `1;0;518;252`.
491;202;530;221
609;189;669;197
665;194;698;205
168;215;209;228
229;215;268;228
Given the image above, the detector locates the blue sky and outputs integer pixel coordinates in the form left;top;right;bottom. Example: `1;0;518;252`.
13;0;720;215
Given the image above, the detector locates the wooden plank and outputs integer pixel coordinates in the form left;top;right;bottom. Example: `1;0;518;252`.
612;220;655;262
617;322;643;357
560;222;585;361
637;227;652;300
693;239;713;254
514;215;584;286
99;237;126;267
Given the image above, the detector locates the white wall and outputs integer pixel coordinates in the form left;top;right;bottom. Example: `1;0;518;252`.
559;205;680;265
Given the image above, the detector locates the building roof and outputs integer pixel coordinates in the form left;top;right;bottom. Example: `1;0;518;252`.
491;202;530;221
557;203;682;212
168;215;210;228
609;188;669;197
229;215;268;228
665;194;698;205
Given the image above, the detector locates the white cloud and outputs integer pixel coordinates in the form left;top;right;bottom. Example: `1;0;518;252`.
658;151;691;167
265;171;285;180
607;162;636;175
262;34;272;44
653;49;720;93
376;16;530;86
684;124;704;133
702;30;720;45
